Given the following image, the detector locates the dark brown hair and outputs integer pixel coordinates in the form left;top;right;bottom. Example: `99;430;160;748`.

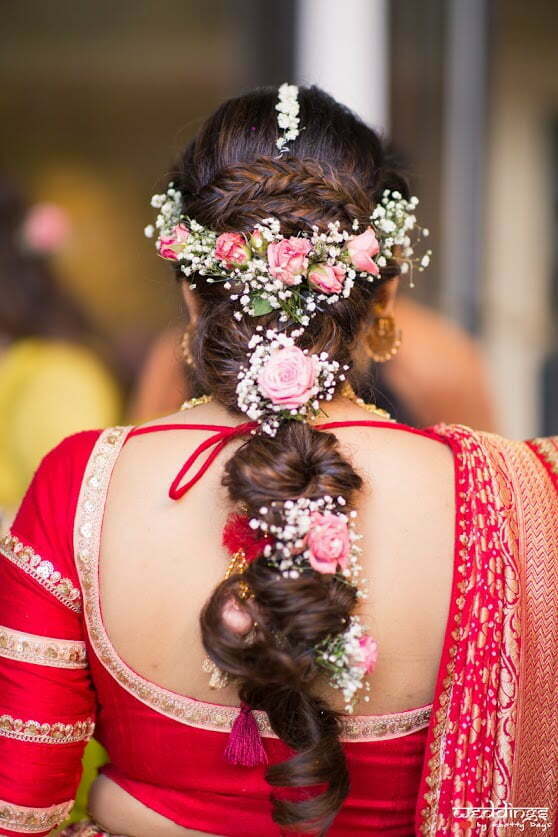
167;86;409;834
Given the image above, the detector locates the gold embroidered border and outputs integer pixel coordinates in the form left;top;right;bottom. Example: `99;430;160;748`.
417;425;521;836
0;714;94;744
74;427;432;743
0;624;87;669
0;797;73;834
496;439;558;831
0;534;81;613
529;437;558;483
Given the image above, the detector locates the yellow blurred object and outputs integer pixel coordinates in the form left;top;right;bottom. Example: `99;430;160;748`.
0;338;121;512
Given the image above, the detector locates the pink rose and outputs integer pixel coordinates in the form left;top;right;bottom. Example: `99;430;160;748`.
347;228;380;274
157;223;191;260
215;232;251;267
307;263;346;294
267;237;312;285
258;345;318;409
350;635;379;674
306;512;351;574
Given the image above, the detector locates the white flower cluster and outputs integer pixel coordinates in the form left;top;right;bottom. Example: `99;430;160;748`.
235;328;346;436
314;615;372;713
369;189;432;286
275;83;300;152
248;494;364;587
145;185;183;240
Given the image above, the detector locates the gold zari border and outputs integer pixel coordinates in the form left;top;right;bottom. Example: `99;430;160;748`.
0;534;81;613
0;797;73;834
74;427;432;743
0;624;87;669
497;437;558;831
0;713;94;744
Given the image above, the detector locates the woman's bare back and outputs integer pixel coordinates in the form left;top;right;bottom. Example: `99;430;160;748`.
91;397;455;834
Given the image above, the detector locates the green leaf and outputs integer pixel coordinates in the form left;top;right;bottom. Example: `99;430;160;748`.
250;295;274;316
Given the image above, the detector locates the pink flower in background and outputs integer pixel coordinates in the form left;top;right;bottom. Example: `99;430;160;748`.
157;224;190;260
350;635;379;673
347;228;380;274
308;263;346;294
267;237;312;285
258;345;318;409
22;203;70;253
215;232;251;267
306;512;351;574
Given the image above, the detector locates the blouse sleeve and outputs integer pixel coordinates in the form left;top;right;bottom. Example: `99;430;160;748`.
0;430;102;837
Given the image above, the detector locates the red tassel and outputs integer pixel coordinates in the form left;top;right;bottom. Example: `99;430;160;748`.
224;702;268;767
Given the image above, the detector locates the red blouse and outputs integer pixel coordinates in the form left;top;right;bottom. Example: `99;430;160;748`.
0;422;436;837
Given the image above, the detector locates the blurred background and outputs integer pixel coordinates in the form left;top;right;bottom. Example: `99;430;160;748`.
1;0;557;521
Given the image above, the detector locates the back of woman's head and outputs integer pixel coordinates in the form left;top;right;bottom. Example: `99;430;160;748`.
156;85;413;834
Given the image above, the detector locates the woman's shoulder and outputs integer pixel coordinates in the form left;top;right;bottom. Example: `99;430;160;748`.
1;429;107;607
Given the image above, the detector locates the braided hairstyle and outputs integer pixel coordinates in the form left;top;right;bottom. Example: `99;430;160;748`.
168;86;409;834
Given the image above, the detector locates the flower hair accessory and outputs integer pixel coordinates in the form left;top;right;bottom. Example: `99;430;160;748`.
145;190;430;328
236;327;346;436
275;83;300;153
246;495;376;712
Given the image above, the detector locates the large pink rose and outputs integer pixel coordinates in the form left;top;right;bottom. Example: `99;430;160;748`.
157;224;190;260
347;228;380;274
258;345;318;409
215;232;251;267
267;237;312;285
349;635;379;674
306;512;351;574
308;263;346;294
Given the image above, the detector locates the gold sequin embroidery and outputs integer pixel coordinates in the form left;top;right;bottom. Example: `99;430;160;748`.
0;797;73;834
74;426;433;742
0;624;87;669
0;534;81;613
0;714;94;744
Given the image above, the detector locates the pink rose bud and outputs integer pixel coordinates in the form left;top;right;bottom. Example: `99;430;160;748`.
22;203;70;253
157;223;191;261
350;635;379;674
306;512;351;574
347;228;380;274
307;263;346;294
215;232;251;267
267;237;312;285
258;345;318;410
249;229;267;257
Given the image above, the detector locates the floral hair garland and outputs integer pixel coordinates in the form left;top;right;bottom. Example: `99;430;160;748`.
145;187;430;329
244;495;375;712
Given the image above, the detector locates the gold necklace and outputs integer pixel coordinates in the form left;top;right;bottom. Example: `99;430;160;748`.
179;386;393;421
180;394;213;410
340;381;394;421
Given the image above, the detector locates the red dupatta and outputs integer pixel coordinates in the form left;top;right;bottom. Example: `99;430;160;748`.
414;426;558;836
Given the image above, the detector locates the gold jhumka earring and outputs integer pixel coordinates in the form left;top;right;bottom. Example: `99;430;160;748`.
365;304;402;362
